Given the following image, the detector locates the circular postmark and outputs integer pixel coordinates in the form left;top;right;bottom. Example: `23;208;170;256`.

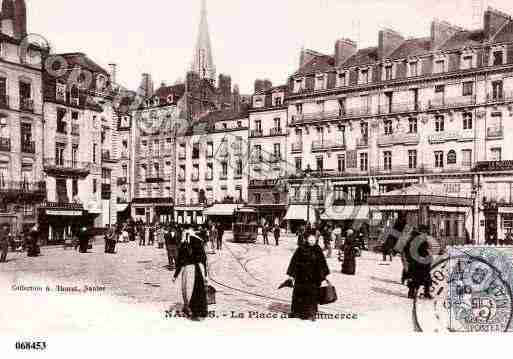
413;254;513;332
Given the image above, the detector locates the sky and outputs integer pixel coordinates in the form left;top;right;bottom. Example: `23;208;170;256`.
25;0;513;94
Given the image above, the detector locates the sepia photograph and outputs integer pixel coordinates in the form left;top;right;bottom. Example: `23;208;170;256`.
1;0;513;355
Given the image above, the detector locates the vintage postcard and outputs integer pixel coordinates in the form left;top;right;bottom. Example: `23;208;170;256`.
2;0;513;351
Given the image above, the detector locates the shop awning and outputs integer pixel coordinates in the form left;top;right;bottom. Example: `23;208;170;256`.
429;205;469;213
321;205;370;221
204;204;241;216
284;205;316;222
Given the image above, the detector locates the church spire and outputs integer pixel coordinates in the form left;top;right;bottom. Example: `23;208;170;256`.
191;0;216;82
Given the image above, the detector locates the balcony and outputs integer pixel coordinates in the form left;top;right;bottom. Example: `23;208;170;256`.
377;132;420;147
20;98;34;112
372;163;472;176
291;142;303;153
269;128;284;136
0;180;46;201
487;126;504;139
311;138;345;152
380;102;420;115
356;137;369;148
0;137;10;152
250;130;263;138
21;141;35;154
71;124;80;136
345;106;372;117
428;130;474;144
43;158;91;178
0;95;9;109
427;95;476;110
486;91;513;103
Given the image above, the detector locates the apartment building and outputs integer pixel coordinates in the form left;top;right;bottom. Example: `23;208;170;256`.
41;53;119;243
247;81;289;224
174;109;249;225
285;7;513;243
130;83;185;224
0;0;46;233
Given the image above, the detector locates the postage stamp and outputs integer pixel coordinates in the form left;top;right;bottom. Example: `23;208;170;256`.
414;246;513;332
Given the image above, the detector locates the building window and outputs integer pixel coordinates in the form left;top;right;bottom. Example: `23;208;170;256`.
56;83;66;101
492;50;504;66
409;61;418;77
491;80;503;100
72;145;78;167
295;158;302;171
435;115;444;132
55;143;65;166
237;121;242;127
273;143;281;159
408;118;418;133
122;164;128;178
273;192;280;204
361;122;369;138
295;103;303;115
462;55;473;70
222;123;227;129
254;193;261;204
93;178;97;193
383;120;393;135
462;82;473;96
236;160;243;176
192;142;200;159
434;59;445;73
408;150;417;169
207;163;213;179
337;72;346;87
315;74;325;90
384;65;393;81
273;117;281;129
434;151;444;168
255;119;262;133
462;149;472;166
359;153;368;171
206;142;213;157
221;162;228;176
383;151;392;170
491;148;502;161
93;143;97;163
463;113;473;130
360;68;370;84
447;150;457;165
274;97;282;106
337;154;345;172
316;156;323;171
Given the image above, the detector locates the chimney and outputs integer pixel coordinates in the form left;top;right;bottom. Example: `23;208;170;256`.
299;48;318;68
232;84;241;113
262;79;273;92
218;74;232;98
254;79;264;93
378;28;404;60
13;0;26;39
1;0;15;37
430;19;463;50
138;73;154;98
108;63;117;85
484;7;511;40
334;38;357;67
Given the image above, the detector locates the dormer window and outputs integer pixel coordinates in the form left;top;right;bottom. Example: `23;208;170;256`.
492;50;504;66
274;97;282;106
359;68;370;84
294;78;304;92
434;59;445;74
408;61;419;77
315;74;326;90
337;71;347;87
96;75;106;91
56;83;66;101
384;64;393;81
461;54;474;70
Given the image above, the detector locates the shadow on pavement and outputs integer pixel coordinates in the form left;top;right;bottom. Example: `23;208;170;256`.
370;286;409;299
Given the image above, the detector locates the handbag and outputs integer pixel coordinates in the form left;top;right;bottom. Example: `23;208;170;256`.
319;280;338;305
206;284;216;305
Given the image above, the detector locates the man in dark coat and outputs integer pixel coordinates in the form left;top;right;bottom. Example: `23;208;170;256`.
0;225;9;263
78;226;90;253
216;224;224;251
273;224;281;246
27;224;40;257
165;225;179;270
405;226;433;299
287;232;330;320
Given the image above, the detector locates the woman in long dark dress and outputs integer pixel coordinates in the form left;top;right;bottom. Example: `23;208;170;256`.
286;233;330;320
341;229;356;275
173;228;209;320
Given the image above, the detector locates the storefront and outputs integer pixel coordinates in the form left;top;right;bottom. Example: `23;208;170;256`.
284;204;318;233
204;203;243;230
38;202;89;245
368;183;473;251
131;197;174;224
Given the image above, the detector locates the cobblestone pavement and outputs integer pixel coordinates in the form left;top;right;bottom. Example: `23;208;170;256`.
0;233;419;334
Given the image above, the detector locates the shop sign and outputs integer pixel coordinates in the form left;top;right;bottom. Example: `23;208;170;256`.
46;210;83;216
475;161;513;172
